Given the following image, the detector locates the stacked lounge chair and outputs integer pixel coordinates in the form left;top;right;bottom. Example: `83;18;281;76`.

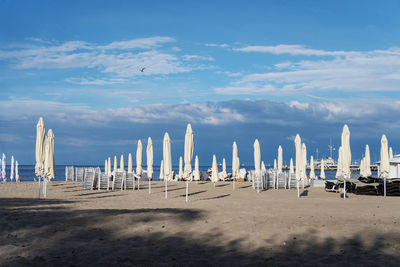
82;168;96;190
75;167;84;182
65;166;74;181
98;173;109;190
112;171;125;190
125;172;135;190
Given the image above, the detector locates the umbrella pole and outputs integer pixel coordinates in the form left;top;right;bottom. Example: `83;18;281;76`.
186;180;188;202
384;178;386;197
149;179;151;194
343;180;346;199
165;179;168;199
38;176;41;199
297;180;300;198
233;178;235;190
138;178;140;190
43;179;47;198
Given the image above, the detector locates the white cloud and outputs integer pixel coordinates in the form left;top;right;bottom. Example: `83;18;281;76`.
0;37;199;77
205;43;229;48
217;45;400;94
216;71;242;77
182;55;214;61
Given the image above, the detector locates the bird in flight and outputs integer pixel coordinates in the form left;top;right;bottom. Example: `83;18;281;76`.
140;67;146;72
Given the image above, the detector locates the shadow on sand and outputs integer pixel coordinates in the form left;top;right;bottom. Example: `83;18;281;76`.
1;197;399;266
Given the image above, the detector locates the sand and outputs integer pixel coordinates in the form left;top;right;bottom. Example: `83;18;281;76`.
1;181;399;266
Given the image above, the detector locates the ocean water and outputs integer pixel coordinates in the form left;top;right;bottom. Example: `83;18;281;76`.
2;165;375;182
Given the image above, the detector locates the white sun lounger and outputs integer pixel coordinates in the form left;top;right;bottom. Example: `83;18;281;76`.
98;173;109;190
125;172;135;190
82;168;96;190
65;166;74;182
112;171;125;191
75;167;84;182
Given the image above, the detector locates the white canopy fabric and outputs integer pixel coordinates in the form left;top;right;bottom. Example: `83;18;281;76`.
163;133;173;181
1;153;6;181
232;142;239;179
309;156;315;179
136;140;143;176
104;159;108;174
120;155;124;172
35;117;45;178
302;143;307;180
159;160;164;180
254;139;261;182
261;160;267;175
184;124;194;180
289;158;294;174
44;129;55;180
336;146;342;179
359;158;365;177
220;158;227;180
211;154;219;183
320;158;325;179
128;153;133;173
365;144;372;177
113;156;117;173
273;159;277;169
146;137;153;179
193;156;200;181
294;134;302;181
178;156;183;180
389;147;394;160
380;134;390;178
341;125;351;180
193;155;200;181
277;145;283;174
108;157;111;178
10;156;14;181
15;160;19;182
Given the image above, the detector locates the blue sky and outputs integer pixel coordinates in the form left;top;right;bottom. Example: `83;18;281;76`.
1;0;400;166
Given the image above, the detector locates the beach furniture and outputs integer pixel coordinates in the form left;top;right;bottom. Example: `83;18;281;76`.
94;167;100;189
125;172;135;190
98;173;109;190
276;172;286;189
75;167;84;182
288;173;296;189
112;171;125;190
82;168;96;189
65;166;74;181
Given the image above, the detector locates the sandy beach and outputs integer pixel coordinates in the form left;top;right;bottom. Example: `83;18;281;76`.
1;181;399;266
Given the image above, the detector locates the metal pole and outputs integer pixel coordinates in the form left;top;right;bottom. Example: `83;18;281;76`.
38;176;41;199
149;179;151;194
384;178;386;197
343;180;346;199
165;180;167;199
186;180;188;202
297;180;300;198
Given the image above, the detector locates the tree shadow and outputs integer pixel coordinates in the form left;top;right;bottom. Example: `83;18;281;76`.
1;197;400;266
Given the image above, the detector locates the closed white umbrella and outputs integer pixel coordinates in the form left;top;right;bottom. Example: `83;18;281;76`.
159;160;164;180
274;159;277;169
113;156;117;173
254;139;261;192
184;124;194;180
389;147;394;160
43;129;55;198
341;125;351;199
1;153;6;182
380;134;390;197
163;133;172;182
261;160;266;183
107;157;111;178
211;154;218;185
104;159;108;174
221;158;227;180
365;145;371;177
178;156;183;180
309;156;315;179
147;137;153;179
193;156;200;181
302;143;307;187
359;158;365;178
277;145;283;174
289;158;294;174
120;155;124;172
320;158;325;179
163;133;172;199
128;153;133;173
10;156;14;181
336;146;343;179
232;142;239;180
380;135;390;178
294;134;302;198
35;117;45;198
136;140;143;176
15;160;19;182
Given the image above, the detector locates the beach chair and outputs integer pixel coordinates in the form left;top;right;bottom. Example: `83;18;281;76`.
98;173;109;190
94;167;100;188
125;172;135;190
112;171;125;190
82;168;96;190
65;166;74;182
75;167;84;182
277;172;286;189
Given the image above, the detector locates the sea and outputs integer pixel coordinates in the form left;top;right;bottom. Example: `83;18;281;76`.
2;165;376;182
